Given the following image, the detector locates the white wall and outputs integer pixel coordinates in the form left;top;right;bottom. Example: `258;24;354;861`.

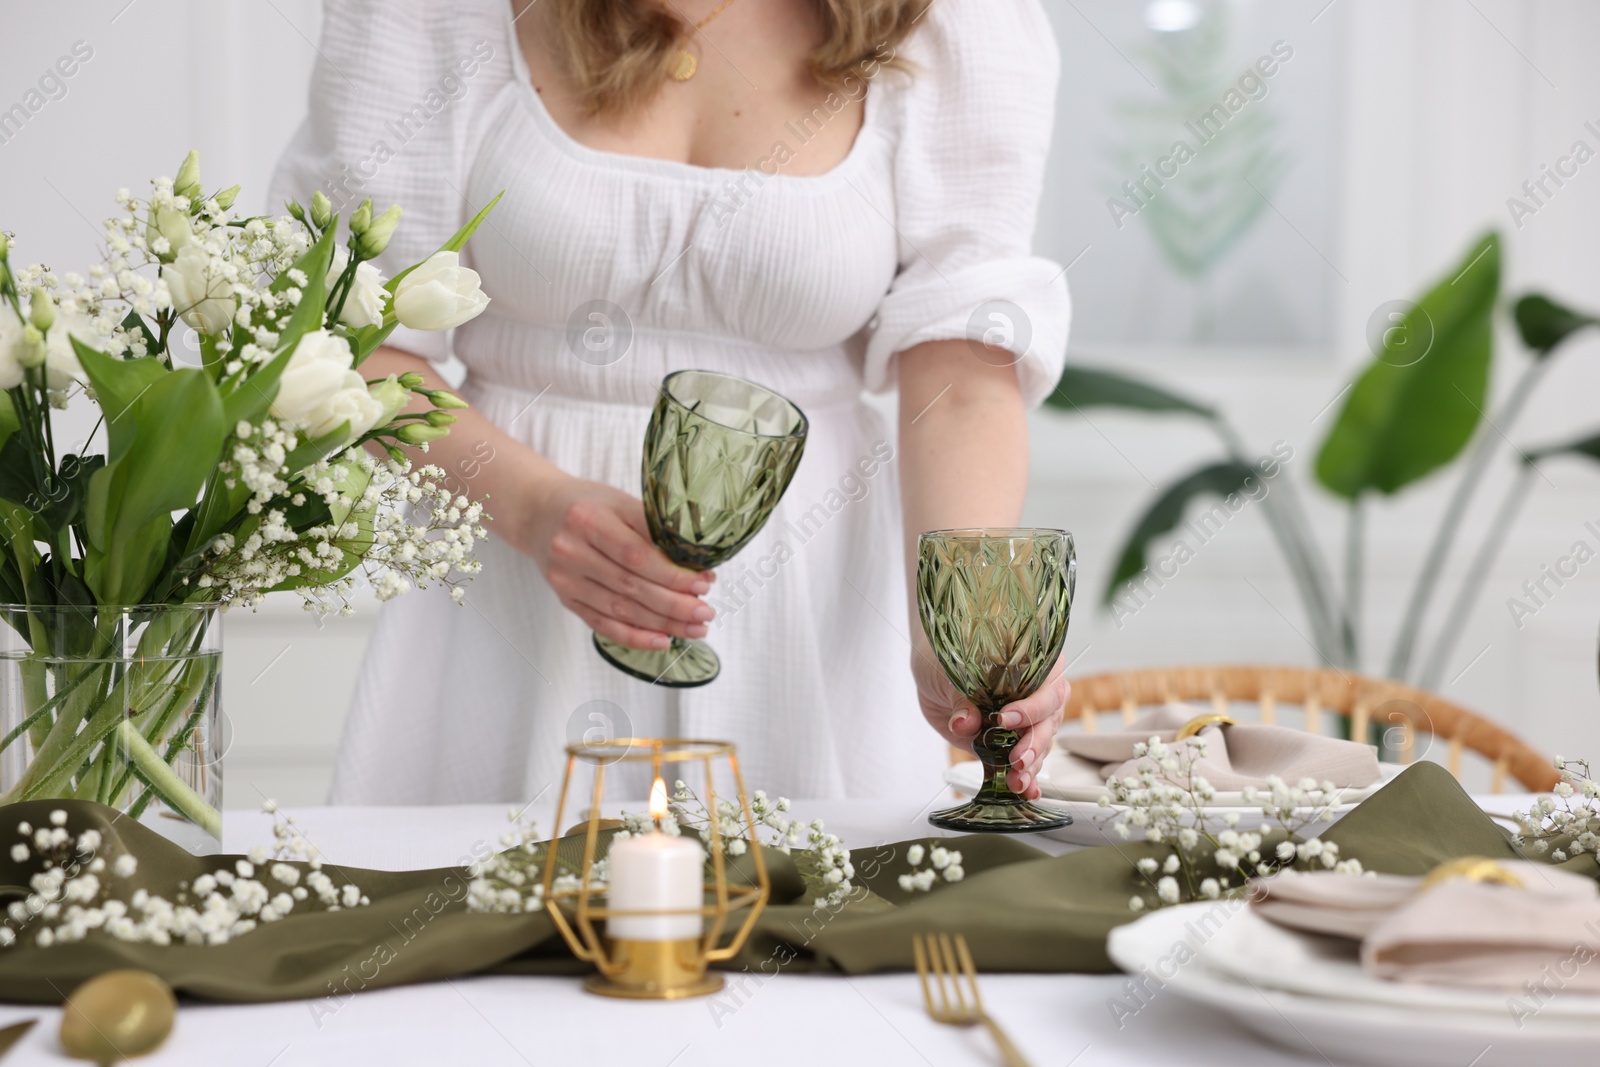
3;0;1598;805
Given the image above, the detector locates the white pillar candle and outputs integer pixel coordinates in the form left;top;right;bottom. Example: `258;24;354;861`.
606;780;705;941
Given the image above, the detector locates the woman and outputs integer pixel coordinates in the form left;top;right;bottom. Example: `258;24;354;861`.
271;0;1071;804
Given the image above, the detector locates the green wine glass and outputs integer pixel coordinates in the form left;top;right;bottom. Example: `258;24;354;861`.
919;528;1076;833
594;369;808;687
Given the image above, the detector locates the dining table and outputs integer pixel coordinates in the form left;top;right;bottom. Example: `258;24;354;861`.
0;787;1535;1067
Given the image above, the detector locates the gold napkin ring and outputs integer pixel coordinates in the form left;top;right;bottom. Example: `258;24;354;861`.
1421;856;1523;891
1176;713;1238;740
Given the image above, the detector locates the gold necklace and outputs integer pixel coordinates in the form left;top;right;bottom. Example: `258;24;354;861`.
668;0;740;81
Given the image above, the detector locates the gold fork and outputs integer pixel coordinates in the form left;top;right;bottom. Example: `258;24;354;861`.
913;933;1034;1067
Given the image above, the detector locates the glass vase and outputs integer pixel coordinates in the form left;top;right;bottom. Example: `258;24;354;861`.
0;604;223;854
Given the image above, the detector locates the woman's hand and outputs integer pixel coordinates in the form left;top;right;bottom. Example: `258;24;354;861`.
912;643;1070;799
513;472;716;651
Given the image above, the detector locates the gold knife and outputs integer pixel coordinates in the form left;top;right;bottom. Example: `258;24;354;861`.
0;1019;36;1062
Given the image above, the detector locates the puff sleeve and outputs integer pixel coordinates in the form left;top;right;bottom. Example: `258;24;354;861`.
864;0;1070;407
269;0;507;362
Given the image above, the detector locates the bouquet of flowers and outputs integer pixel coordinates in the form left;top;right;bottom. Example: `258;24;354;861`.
0;151;494;847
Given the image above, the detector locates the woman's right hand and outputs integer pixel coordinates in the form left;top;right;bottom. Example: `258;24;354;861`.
515;472;716;651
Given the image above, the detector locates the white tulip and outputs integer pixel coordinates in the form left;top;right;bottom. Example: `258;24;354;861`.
393;251;489;331
43;314;99;392
269;329;384;440
0;305;23;389
147;206;193;258
326;247;387;330
161;244;235;336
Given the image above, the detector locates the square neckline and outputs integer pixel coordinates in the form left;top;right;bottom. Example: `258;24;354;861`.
500;1;886;187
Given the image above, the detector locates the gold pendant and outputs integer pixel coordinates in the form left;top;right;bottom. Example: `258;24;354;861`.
669;49;698;81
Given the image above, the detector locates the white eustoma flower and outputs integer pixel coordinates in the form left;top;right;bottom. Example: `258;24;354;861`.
161;244;235;335
0;305;23;388
327;246;387;330
393;251;489;331
269;329;384;440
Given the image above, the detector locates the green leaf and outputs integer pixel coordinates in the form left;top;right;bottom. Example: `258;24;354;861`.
0;436;38;510
24;563;95;651
383;190;503;296
73;344;169;464
1513;293;1599;358
282;423;352;476
220;226;340;430
118;309;160;358
271;465;375;591
273;226;337;355
1526;429;1600;465
1104;460;1259;604
349;321;397;365
35;454;104;531
1044;364;1216;419
0;391;20;452
84;368;227;605
1315;232;1500;500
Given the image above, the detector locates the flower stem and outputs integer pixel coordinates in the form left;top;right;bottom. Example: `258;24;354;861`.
116;720;221;840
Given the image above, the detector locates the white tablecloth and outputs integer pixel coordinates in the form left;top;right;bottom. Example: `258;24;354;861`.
0;793;1530;1067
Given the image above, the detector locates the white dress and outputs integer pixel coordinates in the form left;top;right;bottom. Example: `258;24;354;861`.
270;0;1070;804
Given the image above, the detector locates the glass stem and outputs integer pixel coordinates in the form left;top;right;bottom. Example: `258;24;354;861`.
970;709;1022;805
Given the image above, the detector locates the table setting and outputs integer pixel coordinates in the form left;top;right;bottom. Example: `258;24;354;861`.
2;155;1599;1067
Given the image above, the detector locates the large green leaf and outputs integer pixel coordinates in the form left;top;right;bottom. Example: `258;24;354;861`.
0;391;18;451
1513;293;1598;357
1315;232;1500;500
1044;364;1216;419
73;344;168;464
84;368;227;605
1104;460;1259;605
0;437;37;510
1526;429;1600;465
35;454;104;532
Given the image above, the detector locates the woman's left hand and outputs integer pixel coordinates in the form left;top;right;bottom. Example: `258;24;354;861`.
912;644;1070;799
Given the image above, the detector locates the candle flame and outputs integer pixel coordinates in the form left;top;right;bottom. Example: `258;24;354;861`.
649;777;668;823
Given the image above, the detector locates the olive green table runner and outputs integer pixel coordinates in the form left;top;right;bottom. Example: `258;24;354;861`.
0;763;1565;1004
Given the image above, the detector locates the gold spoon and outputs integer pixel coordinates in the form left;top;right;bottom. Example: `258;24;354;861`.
59;971;176;1066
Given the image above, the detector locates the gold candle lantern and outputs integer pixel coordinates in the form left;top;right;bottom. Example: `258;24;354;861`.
541;738;771;999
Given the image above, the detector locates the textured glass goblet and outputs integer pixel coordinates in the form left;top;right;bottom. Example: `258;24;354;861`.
594;370;808;687
919;528;1076;833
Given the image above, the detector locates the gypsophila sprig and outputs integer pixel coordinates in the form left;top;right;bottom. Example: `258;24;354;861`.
1103;735;1367;911
463;808;593;914
616;783;857;907
897;842;965;893
3;803;368;948
1512;756;1600;864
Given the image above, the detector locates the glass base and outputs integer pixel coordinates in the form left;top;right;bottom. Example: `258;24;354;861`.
592;633;720;688
928;798;1074;834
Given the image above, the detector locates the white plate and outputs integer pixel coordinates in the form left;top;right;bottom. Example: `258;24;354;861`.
1108;903;1600;1065
1204;903;1600;1019
940;762;1404;847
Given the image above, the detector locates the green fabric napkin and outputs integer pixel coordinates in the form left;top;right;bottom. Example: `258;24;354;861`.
0;763;1573;1004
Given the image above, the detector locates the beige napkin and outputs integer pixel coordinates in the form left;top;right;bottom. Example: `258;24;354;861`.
1365;867;1600;992
1251;869;1419;939
1252;865;1600;994
1055;704;1382;792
